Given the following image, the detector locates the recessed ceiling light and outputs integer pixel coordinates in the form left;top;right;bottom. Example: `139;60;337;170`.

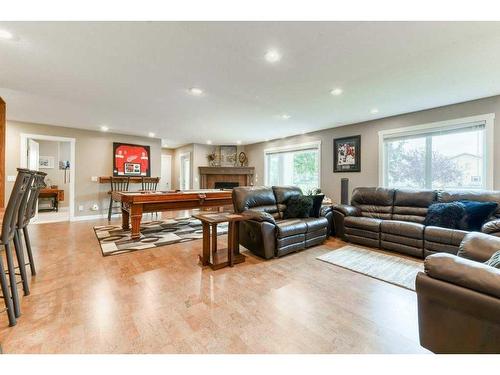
148;132;156;138
330;88;343;96
206;140;212;145
188;87;203;96
280;114;291;120
100;125;109;132
370;108;379;114
236;140;242;145
265;49;281;63
0;29;13;40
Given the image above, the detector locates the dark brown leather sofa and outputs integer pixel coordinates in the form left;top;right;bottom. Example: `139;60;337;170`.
332;187;500;258
232;186;333;259
416;232;500;353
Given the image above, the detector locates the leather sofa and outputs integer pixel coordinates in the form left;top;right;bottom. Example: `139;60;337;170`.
332;187;500;258
416;232;500;353
232;186;333;259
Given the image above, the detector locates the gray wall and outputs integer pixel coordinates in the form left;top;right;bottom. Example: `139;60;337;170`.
6;120;162;217
245;95;500;204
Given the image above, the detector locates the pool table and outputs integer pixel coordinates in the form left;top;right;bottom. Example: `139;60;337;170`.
112;189;233;239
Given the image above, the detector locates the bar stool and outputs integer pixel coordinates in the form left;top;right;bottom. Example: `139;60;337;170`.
107;176;130;221
1;169;33;326
12;169;46;292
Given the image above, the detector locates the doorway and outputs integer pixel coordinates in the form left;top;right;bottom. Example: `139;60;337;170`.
179;152;191;190
20;133;76;223
160;154;172;191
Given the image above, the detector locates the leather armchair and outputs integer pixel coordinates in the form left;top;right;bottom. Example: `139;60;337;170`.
416;232;500;353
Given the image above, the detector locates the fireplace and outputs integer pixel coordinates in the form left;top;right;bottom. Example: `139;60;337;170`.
199;167;255;189
214;181;239;189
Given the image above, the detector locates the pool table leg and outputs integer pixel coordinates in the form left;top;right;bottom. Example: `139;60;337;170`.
121;204;130;231
130;204;143;239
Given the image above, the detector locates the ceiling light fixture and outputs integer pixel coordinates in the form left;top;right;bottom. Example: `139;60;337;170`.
370;108;379;114
148;132;156;138
265;49;281;63
330;88;343;96
236;140;242;145
280;114;291;120
188;87;203;96
0;29;13;40
206;140;212;145
100;125;109;132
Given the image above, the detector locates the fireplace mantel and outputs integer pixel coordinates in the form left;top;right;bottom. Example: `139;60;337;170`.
199;166;254;188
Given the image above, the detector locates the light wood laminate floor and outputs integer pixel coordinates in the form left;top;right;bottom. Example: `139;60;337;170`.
0;218;428;353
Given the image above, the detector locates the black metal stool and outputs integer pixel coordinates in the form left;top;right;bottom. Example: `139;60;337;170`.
0;169;33;326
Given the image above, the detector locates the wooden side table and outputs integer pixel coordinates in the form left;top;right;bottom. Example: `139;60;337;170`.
193;212;246;270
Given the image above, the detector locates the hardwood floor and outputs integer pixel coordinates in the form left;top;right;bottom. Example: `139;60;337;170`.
0;218;428;353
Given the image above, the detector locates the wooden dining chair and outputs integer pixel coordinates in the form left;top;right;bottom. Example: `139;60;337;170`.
0;169;33;326
108;176;130;221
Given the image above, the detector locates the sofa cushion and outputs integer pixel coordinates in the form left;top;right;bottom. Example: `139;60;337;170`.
457;200;498;231
275;219;307;238
423;202;465;229
392;189;437;223
232;186;277;212
302;216;328;233
350;187;395;219
381;220;424;239
424;226;468;246
273;186;302;215
438;190;500;218
344;216;382;232
283;195;313;219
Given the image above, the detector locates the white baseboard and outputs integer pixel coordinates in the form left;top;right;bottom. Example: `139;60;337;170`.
71;213;115;222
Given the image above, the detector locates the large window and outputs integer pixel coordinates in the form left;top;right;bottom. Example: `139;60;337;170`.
264;142;320;193
380;114;494;190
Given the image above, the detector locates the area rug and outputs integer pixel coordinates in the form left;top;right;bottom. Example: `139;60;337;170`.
316;245;424;291
93;216;228;256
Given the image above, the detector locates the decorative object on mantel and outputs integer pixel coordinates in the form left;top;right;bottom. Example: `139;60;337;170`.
219;145;237;167
238;151;248;166
334;135;361;172
207;151;219;167
39;156;55;169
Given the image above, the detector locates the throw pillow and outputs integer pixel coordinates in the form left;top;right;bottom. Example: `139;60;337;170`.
458;200;498;232
283;195;313;219
423;202;465;229
484;250;500;269
309;194;325;218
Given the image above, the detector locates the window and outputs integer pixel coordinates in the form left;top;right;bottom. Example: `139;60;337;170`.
264;142;321;193
379;114;494;190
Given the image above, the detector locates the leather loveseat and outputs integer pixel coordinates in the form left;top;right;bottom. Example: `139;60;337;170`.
232;186;333;259
416;232;500;353
332;187;500;259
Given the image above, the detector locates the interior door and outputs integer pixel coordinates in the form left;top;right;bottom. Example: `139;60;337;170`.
27;139;40;220
179;152;191;190
160;154;172;191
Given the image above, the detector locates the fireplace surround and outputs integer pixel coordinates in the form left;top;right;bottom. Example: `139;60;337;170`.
199;166;254;189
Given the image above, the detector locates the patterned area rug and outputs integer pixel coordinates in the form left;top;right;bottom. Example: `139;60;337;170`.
94;216;228;256
316;245;424;291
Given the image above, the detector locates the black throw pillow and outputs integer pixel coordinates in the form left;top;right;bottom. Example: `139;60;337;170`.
457;200;498;232
283;195;313;219
309;194;325;218
423;202;465;229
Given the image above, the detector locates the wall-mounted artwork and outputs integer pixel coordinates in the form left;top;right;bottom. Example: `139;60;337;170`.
113;142;151;177
333;135;361;172
39;156;55;169
219;145;237;167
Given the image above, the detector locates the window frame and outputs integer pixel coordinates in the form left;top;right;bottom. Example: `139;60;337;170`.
263;141;322;189
378;113;495;190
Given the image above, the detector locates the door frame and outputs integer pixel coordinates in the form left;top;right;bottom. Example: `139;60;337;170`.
20;133;76;221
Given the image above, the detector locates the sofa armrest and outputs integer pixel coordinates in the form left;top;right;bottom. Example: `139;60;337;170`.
320;205;332;216
332;204;361;217
242;209;276;224
457;232;500;262
320;205;334;236
482;218;500;237
424;253;500;299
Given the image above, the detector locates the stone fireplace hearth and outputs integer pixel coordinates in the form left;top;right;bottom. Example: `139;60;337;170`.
199;167;254;189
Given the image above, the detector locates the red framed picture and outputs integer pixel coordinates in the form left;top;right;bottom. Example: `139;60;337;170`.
113;142;151;177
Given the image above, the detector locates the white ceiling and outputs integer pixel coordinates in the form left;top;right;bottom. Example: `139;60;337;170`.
1;21;500;147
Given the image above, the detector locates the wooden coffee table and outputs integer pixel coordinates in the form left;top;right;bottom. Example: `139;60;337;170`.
193;212;246;270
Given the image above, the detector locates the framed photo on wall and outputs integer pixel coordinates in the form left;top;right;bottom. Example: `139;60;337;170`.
113;142;151;177
333;135;361;172
219;145;237;167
